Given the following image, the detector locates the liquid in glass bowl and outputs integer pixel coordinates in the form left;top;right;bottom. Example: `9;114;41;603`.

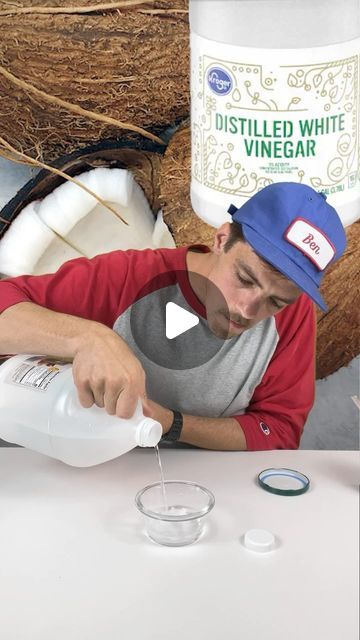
135;480;215;546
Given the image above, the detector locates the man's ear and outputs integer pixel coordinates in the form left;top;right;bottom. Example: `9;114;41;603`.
213;222;232;255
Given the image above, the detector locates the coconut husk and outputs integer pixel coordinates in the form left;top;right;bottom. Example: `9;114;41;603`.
316;221;360;379
160;123;360;378
0;0;189;162
160;122;215;247
0;137;164;239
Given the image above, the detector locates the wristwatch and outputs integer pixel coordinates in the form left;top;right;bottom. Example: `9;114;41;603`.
161;410;183;443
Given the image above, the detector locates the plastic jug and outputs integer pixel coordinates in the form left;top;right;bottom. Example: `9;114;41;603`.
0;354;162;467
190;0;360;228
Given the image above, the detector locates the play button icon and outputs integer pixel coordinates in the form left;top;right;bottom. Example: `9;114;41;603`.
129;268;230;370
165;302;199;339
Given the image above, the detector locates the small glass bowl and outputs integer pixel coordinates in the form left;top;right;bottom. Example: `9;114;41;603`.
135;480;215;546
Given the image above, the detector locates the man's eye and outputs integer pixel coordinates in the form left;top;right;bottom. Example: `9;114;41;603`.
237;275;252;286
269;298;283;310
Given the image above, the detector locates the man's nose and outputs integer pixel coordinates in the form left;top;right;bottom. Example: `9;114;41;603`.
238;291;263;319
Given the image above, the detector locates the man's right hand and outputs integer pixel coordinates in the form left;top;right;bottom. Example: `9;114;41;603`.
72;326;150;420
0;302;150;420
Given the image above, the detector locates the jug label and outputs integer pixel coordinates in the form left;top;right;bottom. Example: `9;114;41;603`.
6;356;70;392
191;34;360;209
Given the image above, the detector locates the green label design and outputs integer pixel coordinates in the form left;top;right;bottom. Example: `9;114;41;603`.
191;34;360;208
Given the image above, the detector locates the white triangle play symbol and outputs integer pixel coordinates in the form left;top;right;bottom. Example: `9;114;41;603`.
165;302;199;339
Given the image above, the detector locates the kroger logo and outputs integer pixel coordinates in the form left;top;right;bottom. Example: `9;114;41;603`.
207;67;233;96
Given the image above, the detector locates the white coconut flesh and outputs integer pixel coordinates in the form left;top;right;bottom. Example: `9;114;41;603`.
0;167;175;277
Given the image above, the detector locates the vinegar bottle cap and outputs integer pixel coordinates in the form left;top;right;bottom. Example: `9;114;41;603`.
136;418;162;447
243;529;276;553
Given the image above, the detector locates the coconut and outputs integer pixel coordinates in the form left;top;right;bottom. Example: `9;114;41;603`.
0;139;175;276
0;138;164;240
160;124;360;378
0;166;175;276
0;0;189;162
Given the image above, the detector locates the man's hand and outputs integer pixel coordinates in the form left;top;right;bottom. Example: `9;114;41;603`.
72;325;150;420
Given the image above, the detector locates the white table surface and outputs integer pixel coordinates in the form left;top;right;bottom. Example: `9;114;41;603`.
0;448;358;640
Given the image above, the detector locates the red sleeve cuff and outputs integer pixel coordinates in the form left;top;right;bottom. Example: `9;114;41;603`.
232;413;299;451
233;414;263;451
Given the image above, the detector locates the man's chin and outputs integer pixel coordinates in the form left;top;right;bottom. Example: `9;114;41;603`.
208;315;248;340
210;326;233;340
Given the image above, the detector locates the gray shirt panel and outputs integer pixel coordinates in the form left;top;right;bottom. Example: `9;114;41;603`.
113;283;279;417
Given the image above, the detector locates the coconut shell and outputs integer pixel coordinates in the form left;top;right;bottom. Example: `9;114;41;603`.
160;123;215;247
316;221;360;379
0;138;164;239
0;0;189;162
160;123;360;378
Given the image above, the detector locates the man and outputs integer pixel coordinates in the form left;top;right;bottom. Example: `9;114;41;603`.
0;182;346;450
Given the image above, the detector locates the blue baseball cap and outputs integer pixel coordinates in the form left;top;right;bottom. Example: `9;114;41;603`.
227;182;346;312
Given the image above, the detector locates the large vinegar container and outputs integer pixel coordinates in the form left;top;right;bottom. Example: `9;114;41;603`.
190;0;360;227
0;355;162;467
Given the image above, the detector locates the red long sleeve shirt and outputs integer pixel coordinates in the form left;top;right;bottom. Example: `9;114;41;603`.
0;245;316;450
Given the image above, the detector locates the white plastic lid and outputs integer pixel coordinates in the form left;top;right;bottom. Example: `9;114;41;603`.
136;418;162;447
243;529;275;553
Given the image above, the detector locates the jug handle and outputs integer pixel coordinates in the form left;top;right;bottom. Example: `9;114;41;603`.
65;387;145;419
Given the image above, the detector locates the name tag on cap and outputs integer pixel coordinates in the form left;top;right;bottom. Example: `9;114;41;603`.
285;218;335;270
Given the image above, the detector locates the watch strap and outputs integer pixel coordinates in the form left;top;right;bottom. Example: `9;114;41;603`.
161;410;183;443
